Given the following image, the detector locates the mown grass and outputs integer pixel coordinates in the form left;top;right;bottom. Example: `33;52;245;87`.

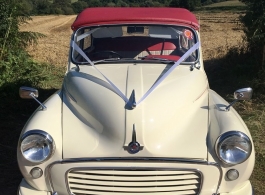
198;0;246;11
204;0;246;7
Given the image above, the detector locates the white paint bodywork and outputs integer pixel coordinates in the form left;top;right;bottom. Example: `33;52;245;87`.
17;28;255;195
62;64;208;159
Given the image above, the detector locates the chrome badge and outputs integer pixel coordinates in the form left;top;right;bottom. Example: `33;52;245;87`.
124;124;143;154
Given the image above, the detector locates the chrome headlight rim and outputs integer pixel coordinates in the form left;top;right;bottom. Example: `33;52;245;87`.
215;131;252;165
20;130;55;164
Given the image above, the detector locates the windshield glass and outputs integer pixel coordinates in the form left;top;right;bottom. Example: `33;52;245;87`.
72;25;198;64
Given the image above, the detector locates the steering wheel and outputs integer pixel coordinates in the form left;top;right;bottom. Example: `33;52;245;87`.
90;51;123;59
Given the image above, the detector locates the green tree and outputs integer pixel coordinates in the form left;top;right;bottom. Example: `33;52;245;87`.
84;0;103;7
169;0;201;11
0;0;41;56
21;0;33;15
53;0;71;7
240;0;265;66
72;1;88;13
116;0;129;7
0;0;45;92
32;0;52;15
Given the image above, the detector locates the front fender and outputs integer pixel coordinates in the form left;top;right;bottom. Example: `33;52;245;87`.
207;89;255;193
17;90;63;191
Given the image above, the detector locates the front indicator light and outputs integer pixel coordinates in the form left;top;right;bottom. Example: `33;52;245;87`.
30;167;43;179
215;131;252;165
226;169;239;181
20;130;55;164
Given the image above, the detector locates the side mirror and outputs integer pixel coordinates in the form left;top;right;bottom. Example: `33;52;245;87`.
19;86;38;99
234;87;253;100
19;86;46;110
226;87;253;111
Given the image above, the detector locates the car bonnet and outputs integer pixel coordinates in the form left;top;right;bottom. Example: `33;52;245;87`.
61;63;209;160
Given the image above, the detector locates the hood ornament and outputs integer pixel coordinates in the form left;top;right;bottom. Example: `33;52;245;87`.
124;124;143;154
125;90;136;110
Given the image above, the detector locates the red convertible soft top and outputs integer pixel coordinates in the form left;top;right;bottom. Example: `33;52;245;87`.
71;7;199;31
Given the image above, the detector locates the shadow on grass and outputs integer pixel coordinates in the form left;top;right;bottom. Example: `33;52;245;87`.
0;83;59;195
204;47;262;98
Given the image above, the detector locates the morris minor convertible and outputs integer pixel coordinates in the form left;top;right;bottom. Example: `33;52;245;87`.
17;7;255;195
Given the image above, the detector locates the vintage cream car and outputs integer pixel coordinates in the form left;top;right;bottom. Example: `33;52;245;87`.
17;8;255;195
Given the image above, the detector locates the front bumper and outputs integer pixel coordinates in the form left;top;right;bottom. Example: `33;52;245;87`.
219;180;254;195
17;179;50;195
18;178;254;195
18;159;254;195
17;178;254;195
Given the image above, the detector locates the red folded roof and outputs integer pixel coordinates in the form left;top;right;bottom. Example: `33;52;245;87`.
71;7;199;31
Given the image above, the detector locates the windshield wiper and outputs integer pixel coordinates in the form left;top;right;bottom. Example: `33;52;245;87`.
93;58;121;64
139;56;175;64
93;58;139;64
93;57;175;64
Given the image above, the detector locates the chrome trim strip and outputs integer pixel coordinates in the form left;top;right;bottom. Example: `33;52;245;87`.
208;161;223;195
71;24;200;66
46;157;222;194
65;167;203;195
61;157;208;163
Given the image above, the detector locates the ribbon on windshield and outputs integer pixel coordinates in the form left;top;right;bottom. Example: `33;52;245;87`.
71;41;129;102
71;41;200;106
136;42;200;105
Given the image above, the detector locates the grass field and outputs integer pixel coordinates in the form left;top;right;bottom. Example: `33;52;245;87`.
204;0;246;7
2;7;264;195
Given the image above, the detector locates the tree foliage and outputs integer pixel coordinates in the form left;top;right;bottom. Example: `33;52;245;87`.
0;1;42;57
240;0;265;47
239;0;265;66
22;0;229;14
169;0;201;11
0;0;48;94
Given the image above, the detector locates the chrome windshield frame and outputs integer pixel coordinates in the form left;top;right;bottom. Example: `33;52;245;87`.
71;24;200;66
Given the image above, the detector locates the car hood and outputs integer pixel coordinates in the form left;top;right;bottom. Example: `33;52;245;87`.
62;63;209;160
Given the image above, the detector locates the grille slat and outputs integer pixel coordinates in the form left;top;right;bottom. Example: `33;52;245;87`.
69;178;199;186
71;170;196;175
72;189;197;195
70;183;198;192
68;168;201;195
68;172;199;181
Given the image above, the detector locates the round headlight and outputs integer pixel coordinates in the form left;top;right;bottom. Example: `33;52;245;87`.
20;130;55;163
215;131;252;165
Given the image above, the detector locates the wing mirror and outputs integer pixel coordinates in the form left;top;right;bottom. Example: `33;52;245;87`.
234;88;253;100
19;86;38;99
19;86;46;110
226;87;253;111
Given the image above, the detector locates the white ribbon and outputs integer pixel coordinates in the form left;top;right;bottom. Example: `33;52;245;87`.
71;40;200;106
72;41;129;102
136;42;200;105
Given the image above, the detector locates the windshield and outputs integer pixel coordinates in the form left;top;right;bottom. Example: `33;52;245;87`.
72;25;198;64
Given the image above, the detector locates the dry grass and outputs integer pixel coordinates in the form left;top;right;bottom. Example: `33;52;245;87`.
20;15;76;67
20;12;244;66
196;11;245;60
204;0;246;7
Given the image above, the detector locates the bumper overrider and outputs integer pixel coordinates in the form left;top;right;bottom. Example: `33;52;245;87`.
17;160;254;195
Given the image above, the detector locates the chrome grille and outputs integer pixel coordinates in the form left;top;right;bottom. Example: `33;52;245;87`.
67;168;202;195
